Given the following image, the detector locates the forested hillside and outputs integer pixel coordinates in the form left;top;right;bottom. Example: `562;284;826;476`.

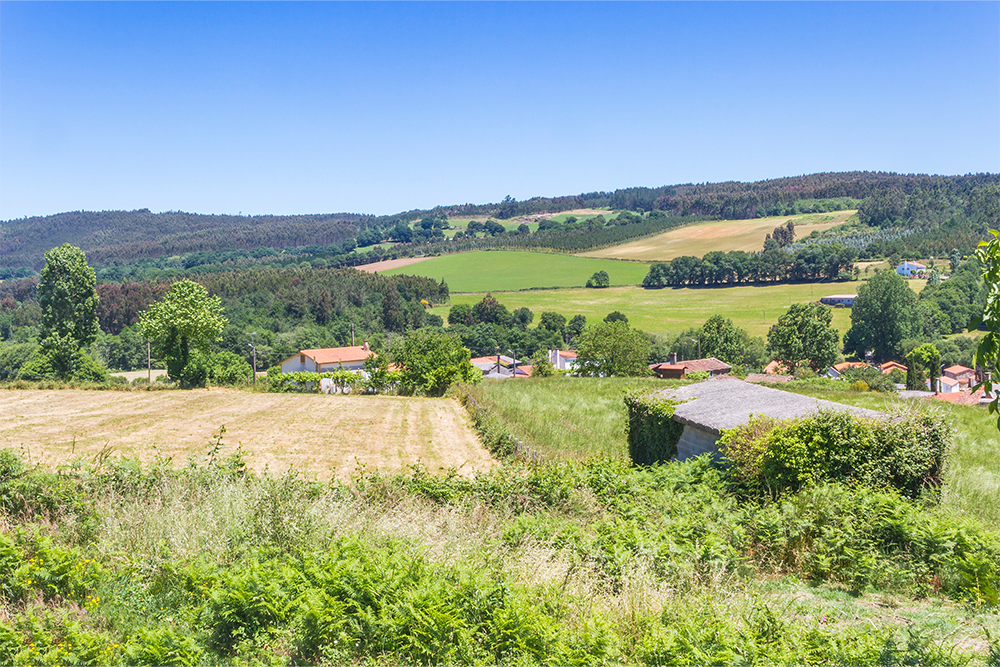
0;209;369;271
3;172;996;276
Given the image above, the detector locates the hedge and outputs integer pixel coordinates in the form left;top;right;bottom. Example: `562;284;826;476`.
624;392;684;465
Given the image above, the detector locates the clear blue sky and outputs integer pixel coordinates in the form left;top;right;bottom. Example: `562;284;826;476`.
1;2;997;220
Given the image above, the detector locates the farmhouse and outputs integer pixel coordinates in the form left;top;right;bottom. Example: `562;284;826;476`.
896;260;926;276
938;376;961;394
650;354;731;379
827;361;869;378
879;360;908;374
547;349;578;372
653;377;885;460
280;343;375;373
819;294;857;307
944;364;976;387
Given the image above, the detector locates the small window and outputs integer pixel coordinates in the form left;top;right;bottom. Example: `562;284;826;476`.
300;354;305;364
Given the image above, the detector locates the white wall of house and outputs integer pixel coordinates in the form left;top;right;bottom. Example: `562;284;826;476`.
281;353;319;374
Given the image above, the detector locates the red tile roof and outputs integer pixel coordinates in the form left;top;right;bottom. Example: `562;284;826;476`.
833;361;868;372
944;365;974;375
297;346;374;365
680;357;732;373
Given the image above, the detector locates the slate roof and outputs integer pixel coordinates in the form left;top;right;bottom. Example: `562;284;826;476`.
653;377;885;436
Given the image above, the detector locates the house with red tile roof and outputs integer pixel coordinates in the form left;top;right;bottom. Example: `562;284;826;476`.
547;349;578;372
879;361;908;374
827;361;869;378
280;343;376;373
943;365;975;386
650;355;731;379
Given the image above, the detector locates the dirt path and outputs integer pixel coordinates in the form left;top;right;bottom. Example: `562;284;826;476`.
0;389;494;481
354;257;430;273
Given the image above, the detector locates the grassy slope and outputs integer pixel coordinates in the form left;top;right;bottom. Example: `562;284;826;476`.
475;375;1000;530
444;284;856;338
381;250;649;292
467;376;670;460
579;210;855;261
775;382;1000;529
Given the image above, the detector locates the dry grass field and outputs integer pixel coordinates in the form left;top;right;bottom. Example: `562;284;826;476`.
0;389;494;481
579;210;856;261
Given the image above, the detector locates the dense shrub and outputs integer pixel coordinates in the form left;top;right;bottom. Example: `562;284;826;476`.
624;392;684;465
719;409;950;498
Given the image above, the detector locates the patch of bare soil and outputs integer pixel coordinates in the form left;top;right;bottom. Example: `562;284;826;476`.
0;389;495;481
354;257;430;273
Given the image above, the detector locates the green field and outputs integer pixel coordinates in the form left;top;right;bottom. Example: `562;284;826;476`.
441;283;856;338
579;210;855;261
382;250;650;292
473;375;1000;529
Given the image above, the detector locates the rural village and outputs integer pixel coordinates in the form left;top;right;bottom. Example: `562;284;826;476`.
2;2;999;663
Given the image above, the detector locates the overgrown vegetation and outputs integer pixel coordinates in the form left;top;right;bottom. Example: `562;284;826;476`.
1;434;998;665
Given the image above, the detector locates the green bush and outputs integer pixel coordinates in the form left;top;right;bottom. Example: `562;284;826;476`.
624;392;684;465
719;409;951;498
209;351;253;386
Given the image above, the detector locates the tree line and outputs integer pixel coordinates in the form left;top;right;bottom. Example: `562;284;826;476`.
642;244;859;288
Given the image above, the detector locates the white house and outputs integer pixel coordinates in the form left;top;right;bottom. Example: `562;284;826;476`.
939;376;961;394
280;343;374;374
548;349;578;371
896;261;926;276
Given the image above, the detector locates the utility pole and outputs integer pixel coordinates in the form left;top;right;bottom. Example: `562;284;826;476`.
351;323;355;347
248;332;257;386
147;340;151;383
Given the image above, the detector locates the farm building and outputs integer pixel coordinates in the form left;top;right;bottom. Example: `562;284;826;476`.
938;376;961;394
280;343;375;373
819;294;857;307
471;354;526;379
653;377;885;460
650;355;731;379
547;349;578;372
896;261;926;276
879;361;908;374
763;360;795;375
827;361;869;378
944;364;976;387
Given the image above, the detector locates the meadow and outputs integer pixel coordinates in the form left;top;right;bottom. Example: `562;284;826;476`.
380;249;650;292
443;283;857;338
0;388;492;481
579;210;855;261
473;375;1000;530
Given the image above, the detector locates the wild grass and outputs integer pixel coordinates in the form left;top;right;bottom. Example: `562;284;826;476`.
2;445;999;664
770;380;1000;530
467;376;670;460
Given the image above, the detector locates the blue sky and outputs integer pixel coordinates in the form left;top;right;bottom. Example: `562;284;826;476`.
1;2;997;220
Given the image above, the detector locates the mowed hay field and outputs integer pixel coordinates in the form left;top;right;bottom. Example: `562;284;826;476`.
579;210;856;261
380;250;649;292
0;389;494;481
444;283;858;338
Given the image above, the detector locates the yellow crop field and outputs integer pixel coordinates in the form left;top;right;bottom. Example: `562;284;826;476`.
0;389;494;481
579;210;856;261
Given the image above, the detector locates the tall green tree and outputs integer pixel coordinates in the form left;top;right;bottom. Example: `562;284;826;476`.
843;271;917;362
139;279;227;385
906;343;940;391
766;303;840;372
575;320;650;377
34;244;101;378
701;315;748;366
391;328;479;396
